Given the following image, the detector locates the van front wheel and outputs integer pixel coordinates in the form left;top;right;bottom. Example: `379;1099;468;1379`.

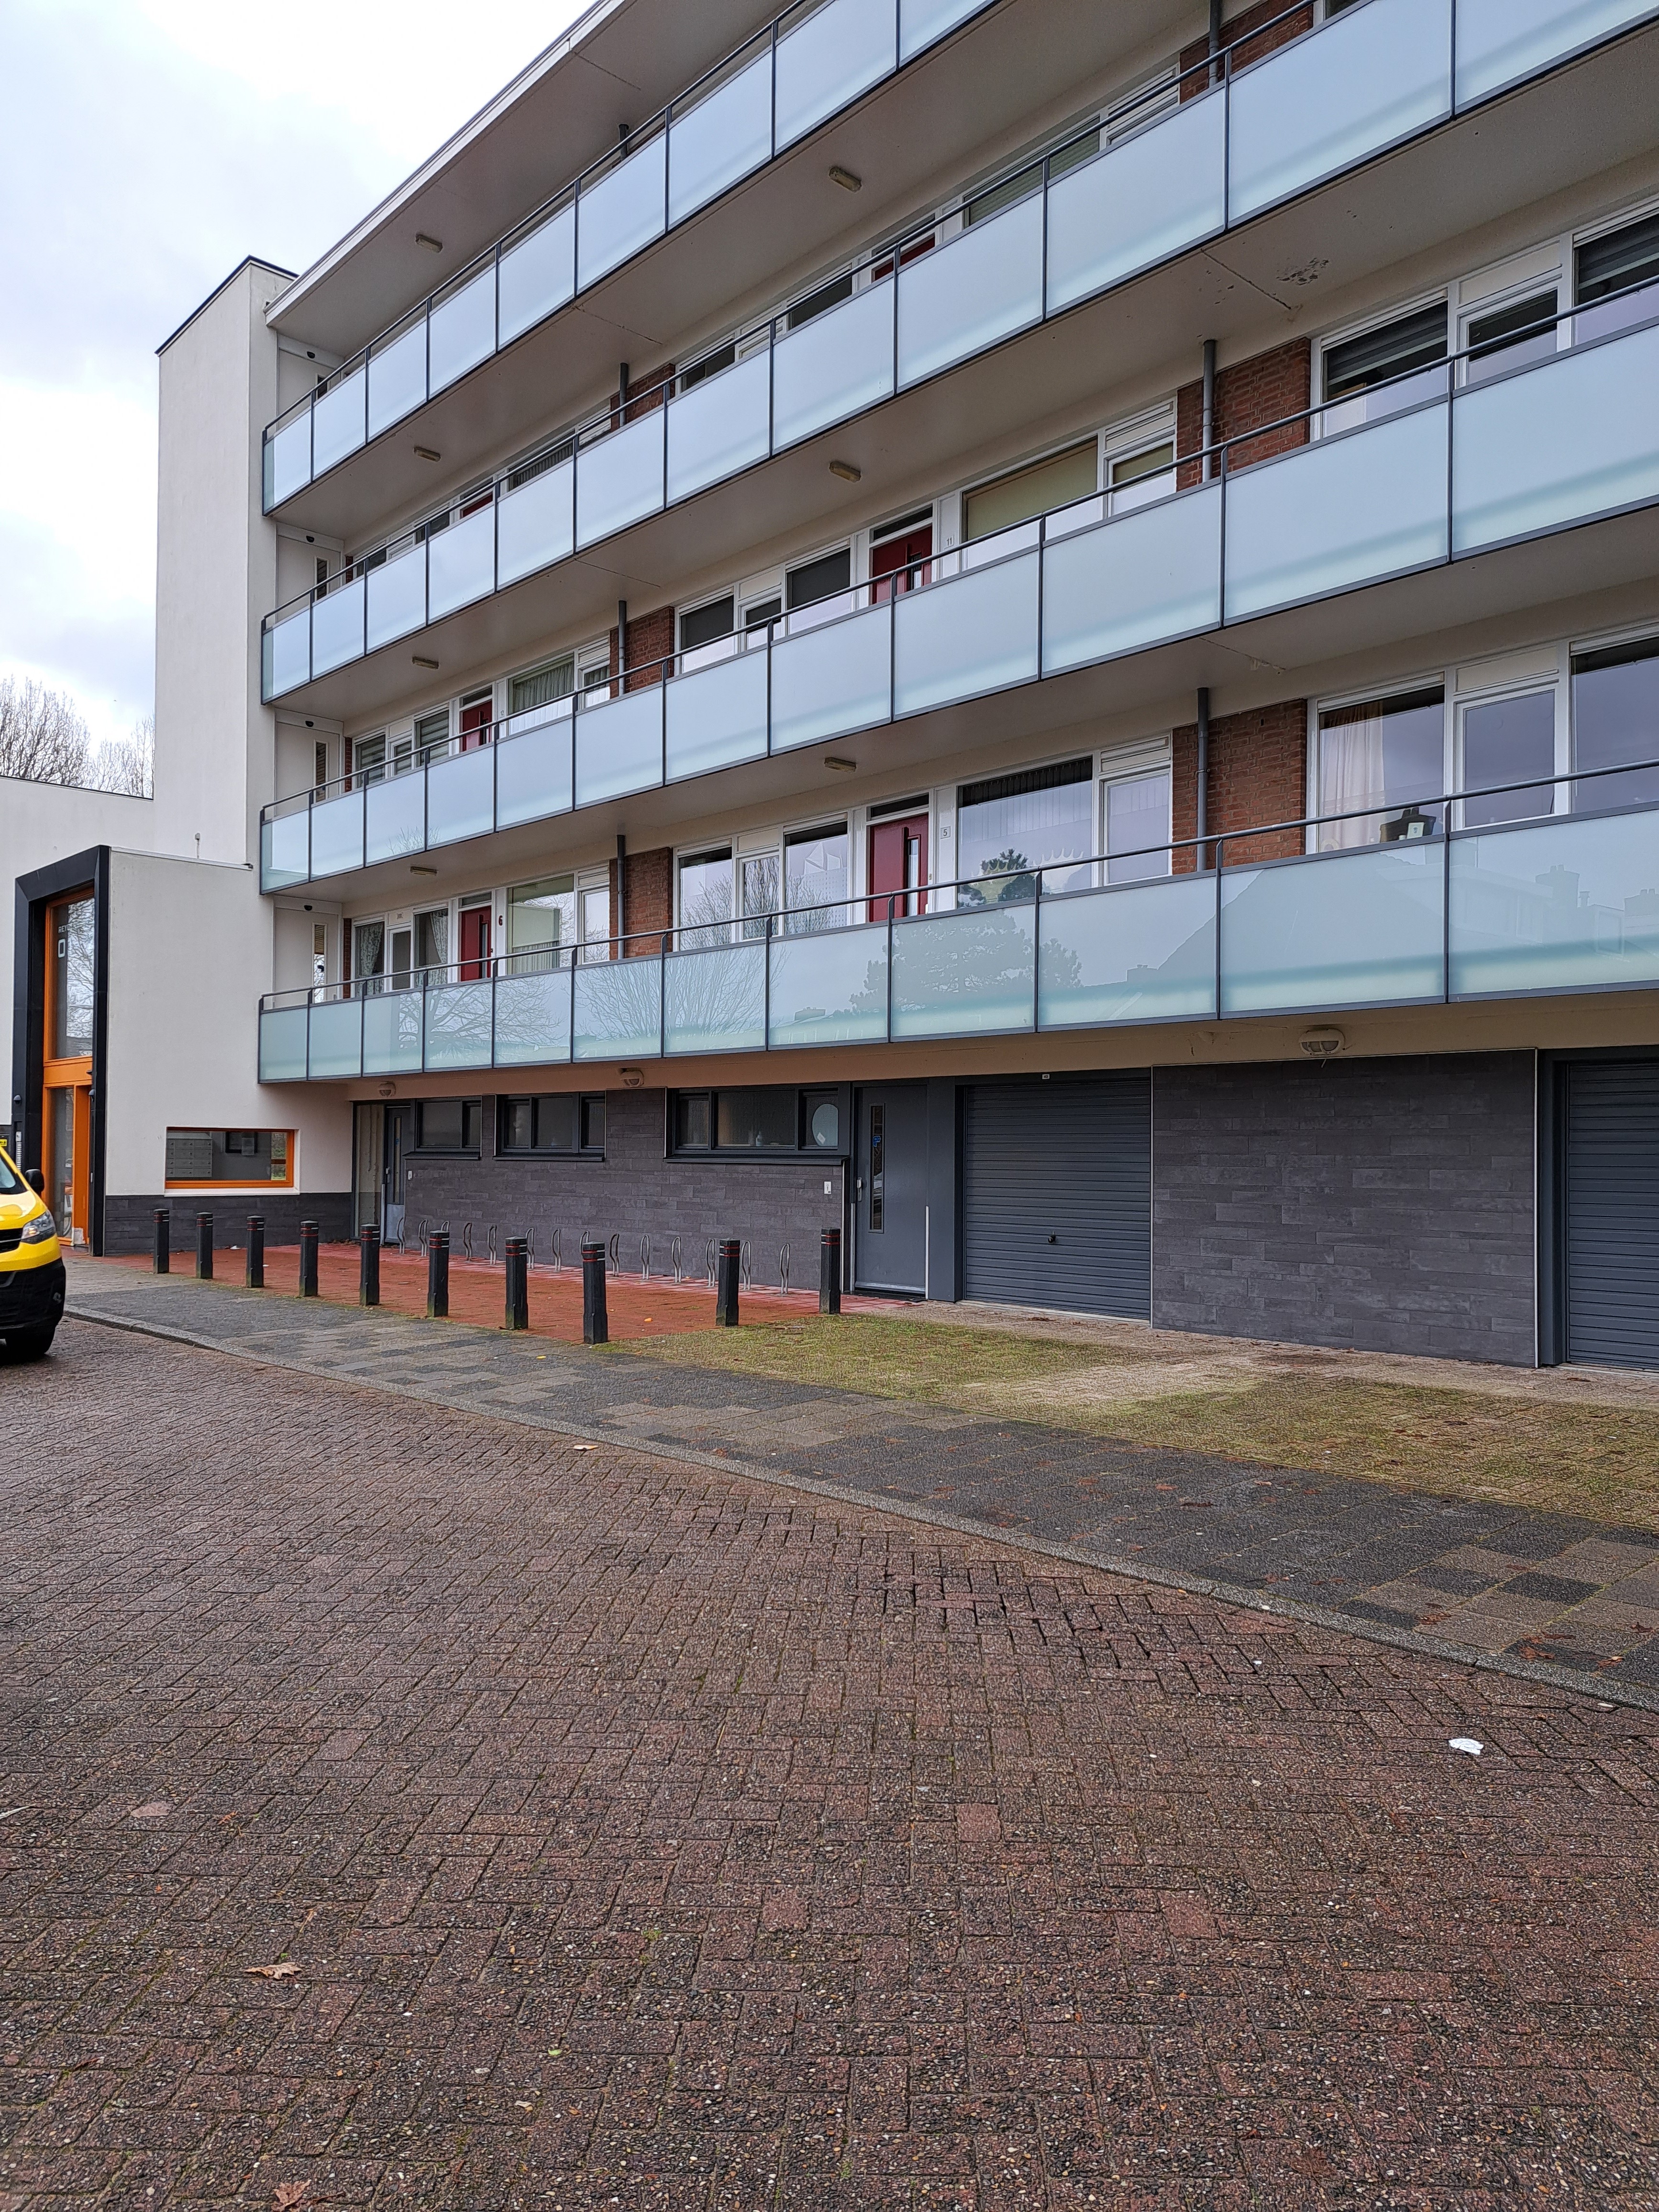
1;1323;57;1363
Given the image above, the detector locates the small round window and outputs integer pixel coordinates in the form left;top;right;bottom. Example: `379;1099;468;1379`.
809;1100;840;1149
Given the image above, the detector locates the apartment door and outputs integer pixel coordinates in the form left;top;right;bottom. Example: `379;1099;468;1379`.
382;1106;411;1246
458;904;492;980
43;891;94;1245
855;1085;929;1294
870;520;932;602
458;690;493;752
868;811;929;920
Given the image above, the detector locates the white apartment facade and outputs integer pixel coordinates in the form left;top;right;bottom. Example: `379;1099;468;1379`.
10;0;1659;1365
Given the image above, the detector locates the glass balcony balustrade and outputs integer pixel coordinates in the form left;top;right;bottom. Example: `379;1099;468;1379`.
262;0;1654;518
257;768;1659;1082
263;297;1659;892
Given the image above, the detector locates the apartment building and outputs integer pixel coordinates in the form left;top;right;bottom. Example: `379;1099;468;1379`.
11;0;1659;1365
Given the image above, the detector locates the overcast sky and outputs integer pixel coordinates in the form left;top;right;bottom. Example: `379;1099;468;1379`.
2;0;588;749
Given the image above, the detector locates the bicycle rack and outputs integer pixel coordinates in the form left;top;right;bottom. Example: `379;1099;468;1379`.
778;1241;791;1295
670;1234;683;1283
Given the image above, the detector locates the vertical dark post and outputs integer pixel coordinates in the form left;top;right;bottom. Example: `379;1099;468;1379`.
582;1238;608;1346
505;1236;530;1332
196;1211;214;1281
819;1227;842;1316
299;1221;320;1298
152;1207;170;1275
716;1238;741;1328
1200;339;1217;482
1195;686;1211;873
427;1229;450;1319
359;1224;380;1307
246;1216;265;1290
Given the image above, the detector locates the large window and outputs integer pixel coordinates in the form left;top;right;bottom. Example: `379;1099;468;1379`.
964;442;1096;543
784;822;850;930
673;1088;844;1154
165;1128;292;1187
1316;688;1446;848
1576;210;1659;342
957;759;1093;900
509;657;573;718
50;896;94;1059
498;1095;605;1155
1320;302;1447;432
507;876;574;969
1460;689;1557;826
678;848;734;945
415;1098;481;1154
1572;636;1659;812
1105;768;1172;884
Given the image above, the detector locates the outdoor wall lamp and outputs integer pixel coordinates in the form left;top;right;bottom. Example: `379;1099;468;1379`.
829;165;862;191
829;459;862;482
1300;1028;1347;1060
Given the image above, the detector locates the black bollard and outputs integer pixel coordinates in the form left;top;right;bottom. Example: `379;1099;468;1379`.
427;1230;450;1319
359;1224;380;1307
505;1236;530;1332
153;1208;170;1276
716;1238;741;1328
246;1216;265;1289
819;1226;842;1316
582;1238;608;1346
196;1212;214;1281
299;1221;320;1298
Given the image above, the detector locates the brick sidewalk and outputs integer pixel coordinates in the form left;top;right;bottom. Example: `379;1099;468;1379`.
4;1319;1659;2208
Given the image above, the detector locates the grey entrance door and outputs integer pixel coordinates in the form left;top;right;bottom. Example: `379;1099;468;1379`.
1563;1058;1659;1368
382;1107;411;1245
855;1085;928;1294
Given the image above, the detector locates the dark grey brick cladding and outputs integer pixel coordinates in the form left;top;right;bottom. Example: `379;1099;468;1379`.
102;1192;354;1256
1150;1053;1537;1364
401;1088;844;1289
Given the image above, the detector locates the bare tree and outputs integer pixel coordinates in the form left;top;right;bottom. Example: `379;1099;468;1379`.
88;713;155;798
0;676;90;785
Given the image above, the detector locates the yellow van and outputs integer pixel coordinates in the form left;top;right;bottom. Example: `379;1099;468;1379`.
0;1141;66;1361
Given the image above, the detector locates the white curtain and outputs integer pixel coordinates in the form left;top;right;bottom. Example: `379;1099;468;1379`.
1319;715;1387;849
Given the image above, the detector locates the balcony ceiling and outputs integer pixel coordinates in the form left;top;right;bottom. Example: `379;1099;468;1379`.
268;0;1190;536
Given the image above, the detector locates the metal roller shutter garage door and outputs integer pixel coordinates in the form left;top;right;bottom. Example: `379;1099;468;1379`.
1565;1059;1659;1368
962;1074;1150;1316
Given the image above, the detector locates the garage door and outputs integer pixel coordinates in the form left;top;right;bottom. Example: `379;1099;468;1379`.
962;1073;1150;1316
1565;1059;1659;1369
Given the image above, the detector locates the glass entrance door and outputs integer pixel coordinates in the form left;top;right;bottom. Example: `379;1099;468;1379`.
383;1106;411;1245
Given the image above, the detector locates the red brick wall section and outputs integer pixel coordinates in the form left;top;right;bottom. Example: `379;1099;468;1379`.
1176;336;1311;487
604;605;677;692
612;845;673;958
623;363;675;424
1179;0;1314;96
1171;697;1308;869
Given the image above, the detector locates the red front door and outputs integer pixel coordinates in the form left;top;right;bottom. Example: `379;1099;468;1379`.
868;813;929;921
459;694;493;752
458;906;492;980
870;524;932;604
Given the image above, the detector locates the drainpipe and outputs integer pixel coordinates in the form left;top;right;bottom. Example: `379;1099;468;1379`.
1196;687;1211;873
616;833;628;955
1201;339;1217;483
616;598;629;691
1208;0;1224;85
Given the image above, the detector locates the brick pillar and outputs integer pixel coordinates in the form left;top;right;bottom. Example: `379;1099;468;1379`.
1177;335;1312;488
1180;0;1314;96
1172;698;1309;871
612;846;673;958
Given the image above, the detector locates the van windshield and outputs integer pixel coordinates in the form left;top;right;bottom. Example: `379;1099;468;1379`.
0;1153;25;1196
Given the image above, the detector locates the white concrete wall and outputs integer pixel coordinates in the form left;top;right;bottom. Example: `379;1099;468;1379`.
103;850;352;1197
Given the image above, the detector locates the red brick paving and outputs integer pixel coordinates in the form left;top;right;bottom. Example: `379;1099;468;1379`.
4;1320;1659;2208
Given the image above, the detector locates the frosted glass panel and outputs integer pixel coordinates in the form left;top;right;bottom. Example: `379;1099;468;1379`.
267;607;310;697
429;265;496;394
666;650;768;780
1452;322;1659;552
311;367;365;475
574;959;663;1062
1220;843;1446;1013
424;984;493;1072
1450;809;1659;995
497;459;573;585
773;279;895;449
262;807;310;890
1046;91;1225;315
577;134;666;289
895;551;1039;717
309;789;364;877
309;998;363;1079
1229;0;1452;221
665;943;767;1053
365;540;426;651
310;576;364;677
495;713;573;827
772;602;892;750
891;904;1036;1038
259;1006;309;1082
426;747;495;847
669;50;772;224
1455;0;1653;103
1225;402;1449;620
499;204;575;342
365;772;426;864
1042;485;1221;672
368;321;428;438
495;969;572;1066
426;504;495;619
768;926;890;1045
267;412;311;506
576;413;664;546
776;0;896;149
898;192;1043;387
575;688;663;807
363;991;424;1076
900;0;985;59
667;352;771;503
1039;877;1218;1028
